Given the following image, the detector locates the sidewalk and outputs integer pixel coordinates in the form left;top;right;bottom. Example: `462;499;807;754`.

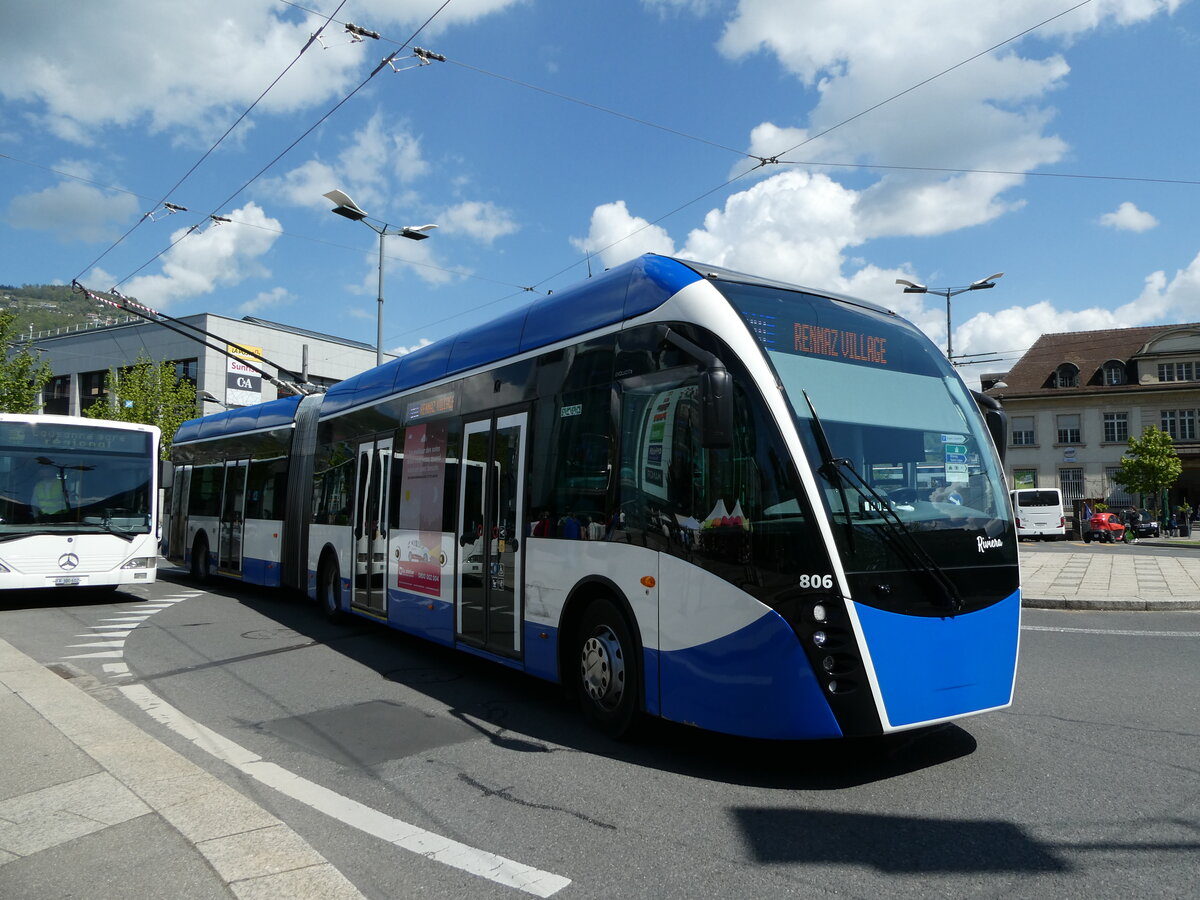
0;637;364;900
1020;539;1200;610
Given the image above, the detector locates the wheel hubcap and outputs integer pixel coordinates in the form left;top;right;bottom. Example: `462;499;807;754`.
581;625;625;709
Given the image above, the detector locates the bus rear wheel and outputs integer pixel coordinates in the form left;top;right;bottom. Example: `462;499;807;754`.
318;555;343;621
190;535;211;584
575;597;640;738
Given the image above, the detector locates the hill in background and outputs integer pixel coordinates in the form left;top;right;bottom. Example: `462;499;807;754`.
0;284;139;339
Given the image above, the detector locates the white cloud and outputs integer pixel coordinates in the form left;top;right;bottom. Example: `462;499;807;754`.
576;0;1184;377
100;202;282;307
0;1;525;144
260;113;428;215
570;200;677;267
438;201;519;244
5;180;139;243
390;337;433;356
239;286;293;315
1099;201;1158;232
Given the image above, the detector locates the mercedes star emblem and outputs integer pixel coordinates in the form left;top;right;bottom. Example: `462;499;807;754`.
58;553;80;571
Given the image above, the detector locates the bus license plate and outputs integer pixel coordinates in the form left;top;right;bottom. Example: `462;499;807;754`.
54;576;81;586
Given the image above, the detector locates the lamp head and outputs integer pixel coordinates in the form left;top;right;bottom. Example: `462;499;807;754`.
895;278;927;293
323;189;368;221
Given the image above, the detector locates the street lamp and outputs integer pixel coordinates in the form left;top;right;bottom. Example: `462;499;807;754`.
896;272;1003;361
323;189;437;366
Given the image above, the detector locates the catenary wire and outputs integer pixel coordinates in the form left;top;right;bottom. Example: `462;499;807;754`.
71;1;350;284
105;1;454;292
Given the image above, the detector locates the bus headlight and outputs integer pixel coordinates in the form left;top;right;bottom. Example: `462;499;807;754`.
812;630;827;647
121;557;156;569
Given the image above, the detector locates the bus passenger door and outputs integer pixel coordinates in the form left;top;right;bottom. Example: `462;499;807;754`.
457;412;527;657
352;437;392;615
219;460;248;574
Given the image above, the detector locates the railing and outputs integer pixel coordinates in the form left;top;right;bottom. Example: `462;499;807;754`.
28;316;141;340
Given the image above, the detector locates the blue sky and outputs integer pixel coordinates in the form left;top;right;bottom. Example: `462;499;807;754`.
1;0;1196;385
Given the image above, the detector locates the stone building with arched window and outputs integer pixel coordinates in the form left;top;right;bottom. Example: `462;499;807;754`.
985;323;1200;527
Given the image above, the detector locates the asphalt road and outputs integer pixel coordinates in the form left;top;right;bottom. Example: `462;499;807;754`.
2;574;1197;899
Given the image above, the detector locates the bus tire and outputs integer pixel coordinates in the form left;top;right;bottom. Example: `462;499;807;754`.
190;535;211;584
318;553;343;621
575;596;640;738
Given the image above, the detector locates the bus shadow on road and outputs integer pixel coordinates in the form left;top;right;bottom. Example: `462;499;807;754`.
188;577;982;790
732;807;1068;873
0;585;147;611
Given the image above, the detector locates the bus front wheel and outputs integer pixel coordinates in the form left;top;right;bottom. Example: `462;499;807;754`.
575;597;640;738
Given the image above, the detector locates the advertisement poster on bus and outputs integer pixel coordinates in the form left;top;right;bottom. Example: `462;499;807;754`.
639;387;687;501
395;422;447;598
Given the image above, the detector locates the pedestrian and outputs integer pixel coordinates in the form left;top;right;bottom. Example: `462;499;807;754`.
1127;507;1140;543
1169;511;1179;538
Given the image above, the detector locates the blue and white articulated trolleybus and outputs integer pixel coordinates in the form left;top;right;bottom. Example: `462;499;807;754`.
0;414;160;590
168;254;1020;740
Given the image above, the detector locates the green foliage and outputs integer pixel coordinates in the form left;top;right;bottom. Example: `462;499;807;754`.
84;353;198;459
1110;425;1182;514
0;310;53;412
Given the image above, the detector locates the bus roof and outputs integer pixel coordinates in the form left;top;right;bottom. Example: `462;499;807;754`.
319;253;702;417
172;252;898;444
174;394;302;445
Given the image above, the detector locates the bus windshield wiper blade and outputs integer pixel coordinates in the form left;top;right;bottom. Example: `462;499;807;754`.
801;391;962;613
828;457;964;613
802;391;855;553
0;529;62;543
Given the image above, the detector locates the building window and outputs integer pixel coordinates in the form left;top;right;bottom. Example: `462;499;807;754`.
1106;468;1133;507
1011;416;1035;446
1102;412;1129;443
79;370;108;412
1161;409;1198;440
43;374;71;416
1056;413;1081;444
1183;410;1197;441
171;357;199;385
1058;467;1083;502
1103;362;1126;385
1054;364;1079;388
1158;362;1195;382
1011;469;1037;490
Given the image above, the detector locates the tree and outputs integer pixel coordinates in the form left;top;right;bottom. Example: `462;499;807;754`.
1110;425;1182;516
85;354;199;459
0;309;52;412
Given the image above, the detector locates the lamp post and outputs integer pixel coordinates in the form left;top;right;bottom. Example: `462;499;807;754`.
895;272;1003;361
323;189;437;367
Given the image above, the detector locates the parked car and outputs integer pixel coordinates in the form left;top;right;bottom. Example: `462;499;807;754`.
1133;509;1160;538
1086;512;1126;543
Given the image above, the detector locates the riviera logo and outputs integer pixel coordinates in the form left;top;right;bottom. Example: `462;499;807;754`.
977;536;1004;553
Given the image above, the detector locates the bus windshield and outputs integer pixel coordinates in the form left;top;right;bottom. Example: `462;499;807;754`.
717;280;1014;588
0;421;154;538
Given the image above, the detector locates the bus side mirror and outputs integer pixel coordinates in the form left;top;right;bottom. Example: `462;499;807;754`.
701;365;733;449
971;390;1007;466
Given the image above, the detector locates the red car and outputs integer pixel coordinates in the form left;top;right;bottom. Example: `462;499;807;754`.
1086;512;1126;543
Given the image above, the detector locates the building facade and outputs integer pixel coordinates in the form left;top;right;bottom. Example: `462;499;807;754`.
986;323;1200;522
30;313;380;416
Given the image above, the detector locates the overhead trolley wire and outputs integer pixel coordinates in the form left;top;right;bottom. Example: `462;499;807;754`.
72;1;351;285
105;1;454;293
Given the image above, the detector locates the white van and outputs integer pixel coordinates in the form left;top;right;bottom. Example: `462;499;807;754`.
1010;488;1066;540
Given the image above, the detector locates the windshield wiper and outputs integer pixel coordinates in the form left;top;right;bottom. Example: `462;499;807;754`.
802;392;963;613
0;529;63;544
803;391;855;553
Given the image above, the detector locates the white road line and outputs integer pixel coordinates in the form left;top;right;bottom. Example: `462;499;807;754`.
1023;624;1200;638
118;684;571;897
